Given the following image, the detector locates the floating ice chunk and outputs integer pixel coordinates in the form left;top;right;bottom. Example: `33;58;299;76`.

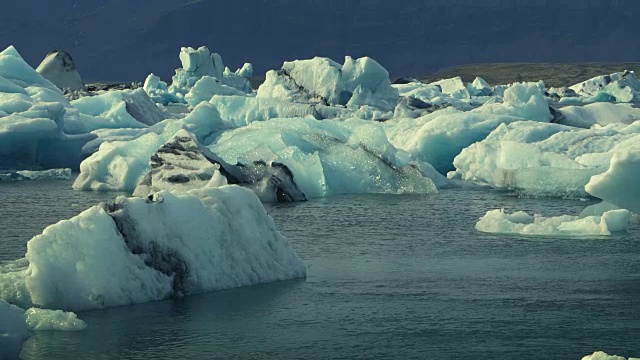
385;112;528;174
25;308;87;331
7;186;306;311
133;130;306;202
179;46;220;77
73;102;228;191
0;46;98;170
546;86;578;100
170;46;252;98
386;83;551;174
579;201;623;218
73;132;167;191
0;168;71;181
582;351;639;360
143;73;181;105
35;50;85;91
467;77;492;96
392;81;473;113
208;95;319;126
235;63;253;78
221;67;253;93
81;128;149;156
586;151;640;214
476;208;629;236
451;120;640;197
570;71;640;103
211;117;440;198
257;56;399;111
0;299;29;359
473;82;551;122
185;76;246;107
429;76;470;99
559;102;640;128
0;46;61;91
70;88;165;130
144;73;166;94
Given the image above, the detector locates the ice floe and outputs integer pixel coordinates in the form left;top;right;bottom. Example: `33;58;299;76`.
0;186;306;311
476;208;629;236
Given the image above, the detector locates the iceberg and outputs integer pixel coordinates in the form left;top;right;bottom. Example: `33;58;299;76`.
0;299;29;360
586;151;640;214
450;120;640;197
72;102;229;191
471;82;551;122
428;76;470;99
73;131;168;191
385;82;552;174
0;46;168;170
143;73;181;105
185;76;247;107
133;130;307;202
476;208;629;236
582;351;639;360
24;308;87;331
35;50;85;91
168;46;252;100
143;47;253;105
210;117;442;198
569;70;640;103
208;95;320;127
0;186;306;311
0;46;97;170
558;102;640;128
0;168;71;181
467;77;493;96
257;56;399;112
74;103;443;196
69;88;166;132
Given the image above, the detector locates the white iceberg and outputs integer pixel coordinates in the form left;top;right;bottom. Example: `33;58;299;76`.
586;150;640;214
467;77;493;96
428;76;470;100
0;299;29;360
74;103;443;196
69;88;165;132
73;102;228;191
132;130;307;202
35;50;84;91
24;308;87;331
0;186;306;311
143;47;253;106
476;208;629;236
0;168;71;181
559;102;640;128
451;120;640;197
570;70;640;103
385;83;551;174
168;46;252;99
257;56;399;112
0;46;170;170
185;76;247;107
582;351;639;360
0;46;98;170
210;117;442;198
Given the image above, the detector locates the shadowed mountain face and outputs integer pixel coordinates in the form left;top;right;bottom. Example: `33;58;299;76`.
1;0;639;82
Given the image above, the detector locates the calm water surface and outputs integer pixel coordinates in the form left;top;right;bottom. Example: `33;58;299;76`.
1;179;638;359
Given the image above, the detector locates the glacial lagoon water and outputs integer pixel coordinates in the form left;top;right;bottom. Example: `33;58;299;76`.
1;178;639;359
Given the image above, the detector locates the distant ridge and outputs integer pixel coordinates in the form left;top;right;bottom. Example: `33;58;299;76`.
418;63;640;88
